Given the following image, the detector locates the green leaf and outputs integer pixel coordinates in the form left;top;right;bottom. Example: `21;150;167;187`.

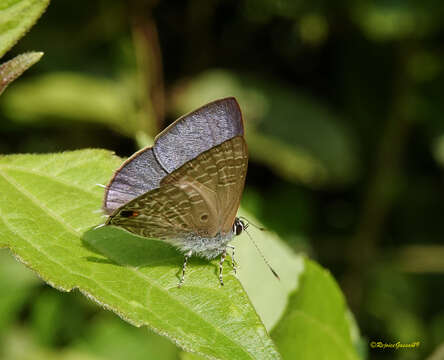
30;289;65;346
351;2;437;42
172;70;358;187
0;0;50;58
0;249;39;334
0;150;280;360
1;72;140;137
74;313;179;360
271;259;361;360
233;209;304;331
0;51;42;95
30;289;93;347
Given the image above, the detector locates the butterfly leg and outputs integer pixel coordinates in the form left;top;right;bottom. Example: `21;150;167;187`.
219;249;227;286
226;245;237;275
178;250;192;288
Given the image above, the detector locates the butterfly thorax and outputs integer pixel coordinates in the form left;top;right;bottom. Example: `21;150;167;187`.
171;230;236;259
170;218;245;259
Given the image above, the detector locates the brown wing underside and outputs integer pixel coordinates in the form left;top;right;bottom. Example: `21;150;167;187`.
107;136;248;239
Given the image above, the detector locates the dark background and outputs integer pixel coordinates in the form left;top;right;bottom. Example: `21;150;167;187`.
1;1;444;359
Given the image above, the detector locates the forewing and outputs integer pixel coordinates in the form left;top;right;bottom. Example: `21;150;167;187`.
103;147;167;214
153;97;244;173
103;97;244;214
162;136;248;234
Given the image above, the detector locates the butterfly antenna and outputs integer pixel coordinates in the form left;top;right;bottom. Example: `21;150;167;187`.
239;216;267;231
244;228;280;280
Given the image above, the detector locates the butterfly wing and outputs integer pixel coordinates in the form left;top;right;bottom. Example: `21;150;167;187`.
161;136;248;234
106;137;248;239
103;148;168;214
103;97;244;214
106;180;219;239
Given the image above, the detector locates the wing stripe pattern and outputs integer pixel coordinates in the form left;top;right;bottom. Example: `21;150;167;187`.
107;137;248;240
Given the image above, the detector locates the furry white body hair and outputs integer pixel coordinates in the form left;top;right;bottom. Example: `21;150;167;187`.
169;231;236;259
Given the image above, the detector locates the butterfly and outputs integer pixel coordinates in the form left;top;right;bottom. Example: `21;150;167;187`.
101;98;249;286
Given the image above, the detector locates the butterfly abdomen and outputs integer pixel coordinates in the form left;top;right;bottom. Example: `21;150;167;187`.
170;231;235;260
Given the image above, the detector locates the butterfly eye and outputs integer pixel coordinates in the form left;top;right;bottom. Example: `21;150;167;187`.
120;210;139;218
200;214;209;222
235;223;243;236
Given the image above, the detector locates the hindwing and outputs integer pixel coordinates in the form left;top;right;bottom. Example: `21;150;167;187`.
107;137;248;239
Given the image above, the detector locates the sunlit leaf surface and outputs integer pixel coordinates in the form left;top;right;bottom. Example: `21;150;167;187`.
0;150;280;360
233;211;304;331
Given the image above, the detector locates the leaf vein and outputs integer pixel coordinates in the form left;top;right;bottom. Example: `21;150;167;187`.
0;164;100;197
0;168;262;360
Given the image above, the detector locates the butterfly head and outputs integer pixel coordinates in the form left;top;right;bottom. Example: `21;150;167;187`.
233;217;248;236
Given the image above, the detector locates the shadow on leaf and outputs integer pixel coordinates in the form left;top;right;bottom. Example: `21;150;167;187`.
81;226;184;268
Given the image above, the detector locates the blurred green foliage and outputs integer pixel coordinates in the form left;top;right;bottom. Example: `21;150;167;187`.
2;72;139;136
171;70;358;186
1;0;444;359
